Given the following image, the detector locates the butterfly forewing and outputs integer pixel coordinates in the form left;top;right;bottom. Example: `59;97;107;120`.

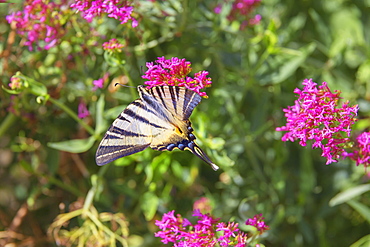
96;99;153;166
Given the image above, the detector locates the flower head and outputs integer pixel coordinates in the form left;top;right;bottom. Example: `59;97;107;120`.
6;0;68;51
215;0;261;30
103;38;125;52
8;76;22;90
155;210;269;246
92;73;109;91
193;197;213;214
343;132;370;168
245;214;270;235
276;79;359;164
142;57;212;97
70;0;138;27
78;100;90;119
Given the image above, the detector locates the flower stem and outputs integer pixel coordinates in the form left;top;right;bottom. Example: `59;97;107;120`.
120;64;137;98
83;164;109;211
47;97;95;136
0;113;17;137
41;173;84;197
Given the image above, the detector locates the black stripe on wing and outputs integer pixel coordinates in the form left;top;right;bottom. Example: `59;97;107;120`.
124;108;166;129
96;143;149;166
168;86;178;114
182;90;201;120
140;88;172;121
129;101;158;117
153;87;168;111
108;127;151;138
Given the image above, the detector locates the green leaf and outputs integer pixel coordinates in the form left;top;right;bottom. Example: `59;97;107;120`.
329;7;364;58
2;85;21;95
259;43;316;85
47;136;95;153
19;160;33;173
347;200;370;224
104;51;125;67
329;184;370;206
95;94;106;134
105;105;125;119
357;60;370;83
17;73;48;96
350;234;370;247
140;191;159;221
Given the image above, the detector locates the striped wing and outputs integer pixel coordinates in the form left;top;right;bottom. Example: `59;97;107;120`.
140;86;219;170
95;98;170;166
140;86;201;120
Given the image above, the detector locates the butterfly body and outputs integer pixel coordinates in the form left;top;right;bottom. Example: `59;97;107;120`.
96;86;219;171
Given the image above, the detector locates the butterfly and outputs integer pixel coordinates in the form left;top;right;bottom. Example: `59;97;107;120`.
95;85;219;171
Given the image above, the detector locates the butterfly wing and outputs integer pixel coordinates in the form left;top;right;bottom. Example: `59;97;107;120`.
140;86;219;171
143;86;202;120
96;99;164;166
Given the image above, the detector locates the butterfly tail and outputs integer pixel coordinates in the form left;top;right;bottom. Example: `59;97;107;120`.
187;143;219;171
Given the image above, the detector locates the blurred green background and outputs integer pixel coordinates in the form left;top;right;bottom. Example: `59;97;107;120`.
0;0;369;246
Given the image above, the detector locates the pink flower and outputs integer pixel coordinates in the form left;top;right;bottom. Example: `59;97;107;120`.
6;0;68;51
276;79;359;164
248;14;261;25
142;57;212;97
102;38;125;52
92;73;109;91
8;76;22;90
193;197;213;214
214;4;222;14
78;100;90;119
245;214;270;235
216;222;244;246
155;209;268;246
70;0;138;27
215;0;261;29
343;132;370;168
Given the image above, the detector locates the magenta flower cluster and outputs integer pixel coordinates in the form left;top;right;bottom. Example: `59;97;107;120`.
6;0;68;51
78;100;90;119
155;210;269;246
92;73;109;91
193;197;213;214
8;76;22;90
142;57;212;97
276;79;359;164
245;214;269;235
214;0;261;29
344;132;370;168
102;38;125;52
70;0;138;27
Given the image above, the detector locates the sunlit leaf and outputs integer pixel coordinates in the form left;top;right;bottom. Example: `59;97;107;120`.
350;234;370;247
347;200;370;224
329;184;370;206
140;191;159;221
47;136;95;153
95;94;106;134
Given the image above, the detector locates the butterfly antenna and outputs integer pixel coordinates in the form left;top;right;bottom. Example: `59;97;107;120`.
188;144;219;171
114;82;136;88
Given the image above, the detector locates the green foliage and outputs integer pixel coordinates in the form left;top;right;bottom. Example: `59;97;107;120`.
0;0;369;246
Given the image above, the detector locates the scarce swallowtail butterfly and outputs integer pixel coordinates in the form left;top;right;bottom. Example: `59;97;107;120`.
96;85;219;171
